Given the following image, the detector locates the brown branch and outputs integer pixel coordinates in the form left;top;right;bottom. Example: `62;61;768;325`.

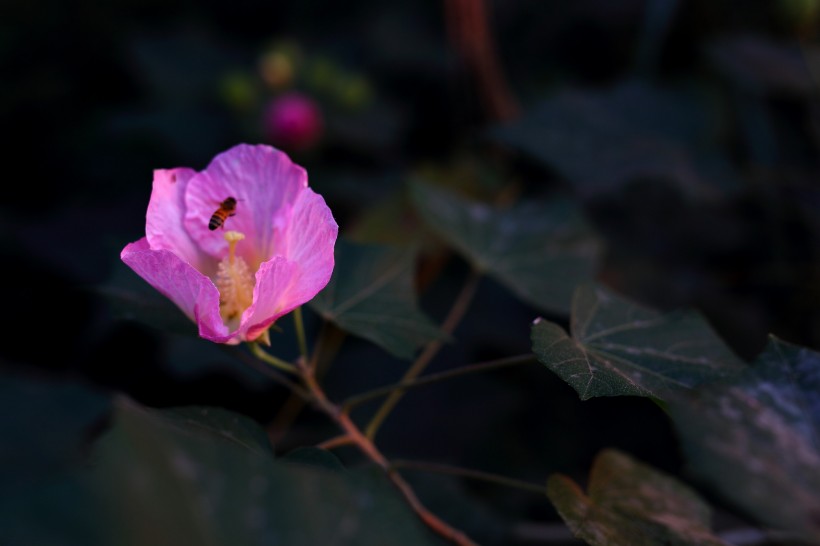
267;321;347;445
316;434;355;450
445;0;519;122
301;365;478;546
343;353;535;411
364;270;481;440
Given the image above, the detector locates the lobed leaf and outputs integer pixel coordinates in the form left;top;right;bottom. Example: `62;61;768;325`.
668;336;820;542
531;284;745;400
90;398;437;546
310;239;444;360
548;449;728;546
410;180;600;315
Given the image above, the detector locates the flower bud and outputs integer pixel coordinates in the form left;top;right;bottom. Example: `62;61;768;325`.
263;92;323;152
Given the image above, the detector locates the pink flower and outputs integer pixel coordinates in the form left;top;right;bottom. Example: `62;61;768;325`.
121;144;338;344
263;92;323;152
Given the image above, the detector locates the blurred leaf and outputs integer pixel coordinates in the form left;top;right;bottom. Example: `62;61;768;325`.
707;35;818;96
324;99;406;154
548;449;728;546
91;398;437;546
402;472;511;546
159;406;273;457
347;190;419;245
99;262;198;337
490;81;738;199
531;284;745;400
310;239;444;360
410;180;600;315
280;447;347;472
729;336;820;444
668;336;820;542
0;373;109;490
0;372;111;546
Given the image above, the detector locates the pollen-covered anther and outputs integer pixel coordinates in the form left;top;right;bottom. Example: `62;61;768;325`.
215;230;255;329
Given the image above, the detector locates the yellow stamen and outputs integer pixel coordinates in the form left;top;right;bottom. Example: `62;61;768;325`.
215;230;254;330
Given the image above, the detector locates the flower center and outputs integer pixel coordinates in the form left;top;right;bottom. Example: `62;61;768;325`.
215;230;255;330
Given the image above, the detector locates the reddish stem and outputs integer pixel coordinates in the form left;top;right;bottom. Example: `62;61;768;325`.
445;0;519;122
301;367;477;546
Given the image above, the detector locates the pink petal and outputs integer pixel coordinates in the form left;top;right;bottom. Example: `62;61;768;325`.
183;144;307;267
236;190;337;342
280;188;338;300
238;256;300;341
120;238;231;343
145;168;211;273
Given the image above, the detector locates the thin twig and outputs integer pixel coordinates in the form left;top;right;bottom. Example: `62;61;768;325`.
365;270;481;440
300;366;478;546
226;346;310;401
343;353;535;412
267;321;347;445
316;435;355;450
391;459;547;495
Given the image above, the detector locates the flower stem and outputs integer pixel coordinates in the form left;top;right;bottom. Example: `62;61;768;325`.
268;322;347;445
224;346;309;400
300;367;478;546
391;459;547;495
365;270;481;440
343;354;535;412
249;342;299;375
293;306;309;363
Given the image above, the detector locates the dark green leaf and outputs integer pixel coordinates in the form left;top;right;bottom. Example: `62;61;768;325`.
90;398;437;546
310;239;444;360
160;406;273;456
531;284;745;399
0;373;110;490
668;336;820;542
410;180;600;315
548;449;728;546
281;446;347;472
0;372;111;546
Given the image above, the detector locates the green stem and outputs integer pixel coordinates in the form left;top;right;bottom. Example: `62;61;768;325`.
344;354;535;412
249;342;299;375
365;270;481;440
293;306;309;363
223;346;309;400
391;459;547;496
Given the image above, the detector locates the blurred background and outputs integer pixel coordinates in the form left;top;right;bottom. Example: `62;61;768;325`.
3;0;820;542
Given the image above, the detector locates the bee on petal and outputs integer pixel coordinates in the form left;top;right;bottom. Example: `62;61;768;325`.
209;197;237;230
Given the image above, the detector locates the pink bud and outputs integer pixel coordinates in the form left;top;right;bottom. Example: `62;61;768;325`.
263;93;323;152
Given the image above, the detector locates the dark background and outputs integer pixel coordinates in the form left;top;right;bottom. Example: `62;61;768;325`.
3;0;819;542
